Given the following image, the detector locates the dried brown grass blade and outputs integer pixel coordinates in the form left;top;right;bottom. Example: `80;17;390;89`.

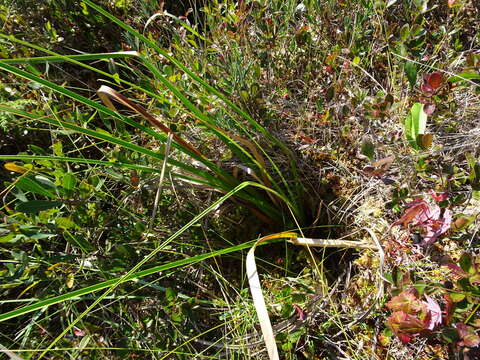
289;237;378;250
97;86;273;191
97;85;203;158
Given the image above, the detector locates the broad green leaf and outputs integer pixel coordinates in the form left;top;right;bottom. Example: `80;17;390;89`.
104;168;124;181
52;141;63;156
400;24;410;41
0;232;15;243
165;288;177;302
361;139;375;160
448;72;480;83
62;173;77;190
450;292;466;302
15;177;55;198
404;103;427;150
30;233;55;240
15;200;62;214
55;217;77;230
466;153;480;185
28;144;48;155
404;62;417;88
459;253;475;275
413;0;428;13
35;175;56;189
63;230;93;252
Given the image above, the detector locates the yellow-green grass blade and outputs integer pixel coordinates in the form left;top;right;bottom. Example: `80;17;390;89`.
1;180;295;357
0;50;139;64
0;35;270;194
0;106;283;219
0;62;241;185
0;34;183;114
0;33;262;177
141;58;276;186
0;238;284;323
0;28;302;222
82;0;288;150
0;104;219;184
0;154;212;187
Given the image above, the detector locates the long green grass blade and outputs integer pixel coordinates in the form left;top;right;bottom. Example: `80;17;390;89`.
141;58;270;180
0;30;299;221
7;181;294;357
0;65;244;190
0;107;283;218
82;0;287;148
0;16;299;222
0;34;269;192
0;154;163;173
0;51;139;64
0;61;197;158
0;55;270;195
0;238;284;323
0;34;185;114
0;154;212;187
0;33;259;174
82;0;303;215
0;104;220;184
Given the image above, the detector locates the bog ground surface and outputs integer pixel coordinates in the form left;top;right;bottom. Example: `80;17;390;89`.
0;0;479;359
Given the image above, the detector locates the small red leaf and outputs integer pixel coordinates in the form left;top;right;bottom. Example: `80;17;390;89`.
387;311;426;337
446;264;468;278
130;170;140;187
456;323;480;347
73;328;86;337
363;155;394;177
421;83;434;95
293;304;306;321
300;135;316;144
429;190;448;202
443;294;454;325
386;288;424;314
423;103;436;115
427;72;443;90
397;333;413;344
394;200;429;228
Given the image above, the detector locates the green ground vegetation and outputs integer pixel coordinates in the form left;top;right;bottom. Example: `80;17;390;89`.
0;0;479;359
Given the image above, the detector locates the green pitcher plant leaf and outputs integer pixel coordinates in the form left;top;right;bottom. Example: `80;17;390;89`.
404;102;427;150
